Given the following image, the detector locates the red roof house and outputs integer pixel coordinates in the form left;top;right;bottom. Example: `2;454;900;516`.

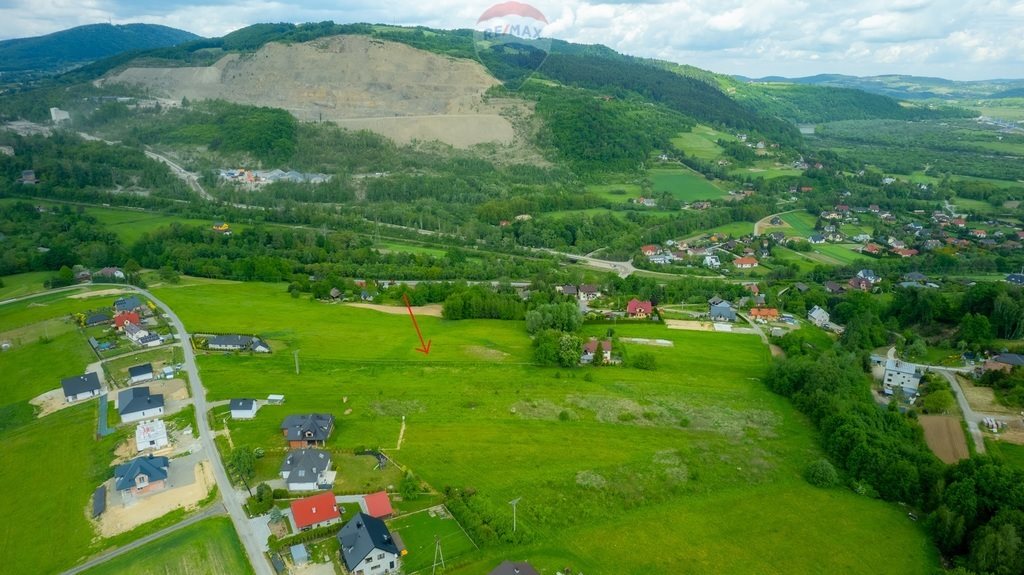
363;491;394;519
892;248;919;258
640;245;660;256
971;229;988;238
733;257;759;268
114;312;140;330
749;308;779;320
290;491;341;531
626;299;653;318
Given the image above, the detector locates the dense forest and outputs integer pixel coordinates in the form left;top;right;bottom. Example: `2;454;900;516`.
735;83;974;123
0;202;124;275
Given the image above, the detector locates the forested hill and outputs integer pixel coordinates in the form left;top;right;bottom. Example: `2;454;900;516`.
739;73;1024;100
732;83;976;123
0;23;201;73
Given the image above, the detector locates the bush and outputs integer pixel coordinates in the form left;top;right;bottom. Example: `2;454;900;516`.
272;488;289;499
805;459;839;488
631;352;657;371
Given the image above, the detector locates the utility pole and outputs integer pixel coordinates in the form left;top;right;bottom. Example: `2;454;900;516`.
293;349;300;375
432;535;445;574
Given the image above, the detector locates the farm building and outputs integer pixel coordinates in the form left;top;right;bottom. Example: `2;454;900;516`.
128;363;154;385
363;491;394;519
884;359;922;396
290;492;341;531
61;372;102;403
117;387;165;423
114;455;169;497
135;419;169;452
281;414;335;447
338;512;405;574
279;448;333;491
230;398;260;419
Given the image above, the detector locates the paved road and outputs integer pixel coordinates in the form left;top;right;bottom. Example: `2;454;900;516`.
135;286;274;575
143;150;216;203
60;503;226;575
936;368;988;454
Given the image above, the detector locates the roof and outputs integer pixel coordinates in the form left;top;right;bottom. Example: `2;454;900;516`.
578;284;599;294
489;561;541;575
363;491;394;518
128;363;153;378
114;456;169;491
808;305;829;319
290;544;309;564
994;354;1024;367
733;257;758;266
138;333;161;345
280;448;332;483
280;414;335;442
86;312;111;325
885;359;919;376
1008;274;1024;285
114;296;143;312
582;338;612;354
135;419;167;445
61;372;101;397
230;398;256;411
118;387;164;415
903;272;928;282
290;492;339;530
92;485;106;518
337;512;400;571
626;299;652;315
561;285;578;295
749;308;779;318
114;312;140;328
209;334;254;348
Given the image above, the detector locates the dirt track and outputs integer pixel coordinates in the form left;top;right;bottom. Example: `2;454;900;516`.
346;302;443;317
664;319;714;331
920;415;970;464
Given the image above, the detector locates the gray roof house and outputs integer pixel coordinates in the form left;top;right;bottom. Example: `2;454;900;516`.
61;372;102;402
230;398;260;419
709;301;737;322
118;387;165;423
281;414;335;447
338;513;403;574
114;455;169;493
85;312;111;326
280;448;333;491
113;296;143;313
489;562;541;575
128;363;154;384
208;335;271;353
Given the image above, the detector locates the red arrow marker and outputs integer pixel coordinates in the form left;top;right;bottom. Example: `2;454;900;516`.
402;293;432;355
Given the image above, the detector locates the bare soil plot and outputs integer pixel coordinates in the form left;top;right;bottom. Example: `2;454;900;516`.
345;302;443;317
919;415;970;464
96;460;214;536
959;376;1015;414
664;319;714;331
30;387;81;418
69;289;128;300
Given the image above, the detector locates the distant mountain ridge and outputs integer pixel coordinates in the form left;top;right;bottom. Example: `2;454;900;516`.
736;73;1024;100
0;23;201;73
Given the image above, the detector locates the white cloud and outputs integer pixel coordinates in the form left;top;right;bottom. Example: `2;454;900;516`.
0;0;1021;79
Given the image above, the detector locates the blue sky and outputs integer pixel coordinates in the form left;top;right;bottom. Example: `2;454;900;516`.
1;0;1022;80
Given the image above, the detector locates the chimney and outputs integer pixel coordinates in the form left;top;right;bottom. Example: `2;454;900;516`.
312;507;317;514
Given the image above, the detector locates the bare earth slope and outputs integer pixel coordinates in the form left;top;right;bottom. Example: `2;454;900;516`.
103;35;515;148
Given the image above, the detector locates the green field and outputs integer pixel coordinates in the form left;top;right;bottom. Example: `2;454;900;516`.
729;161;804;180
779;211;819;237
375;241;450;258
149;281;938;575
706;221;755;237
81;517;253;575
649;168;728;201
389;509;477;573
586;182;643;203
0;271;53;301
670;125;733;160
985;438;1024;471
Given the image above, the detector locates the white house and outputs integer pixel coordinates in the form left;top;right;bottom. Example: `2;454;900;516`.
808;306;830;328
128;363;154;385
338;512;405;575
118;387;165;424
135;419;169;452
578;285;602;301
703;255;721;269
884;359;922;395
230;398;260;420
61;372;102;403
125;323;161;348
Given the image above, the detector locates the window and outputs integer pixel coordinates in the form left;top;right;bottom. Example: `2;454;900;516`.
377;554;385;560
371;566;381;571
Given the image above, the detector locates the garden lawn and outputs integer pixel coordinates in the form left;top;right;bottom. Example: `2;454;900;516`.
985;439;1024;471
649;168;728;201
389;510;476;573
81;516;253;575
151;281;939;575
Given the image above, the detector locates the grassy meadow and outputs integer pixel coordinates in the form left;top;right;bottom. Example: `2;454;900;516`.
150;281;939;575
81;517;253;575
0;271;53;301
649;168;728;201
